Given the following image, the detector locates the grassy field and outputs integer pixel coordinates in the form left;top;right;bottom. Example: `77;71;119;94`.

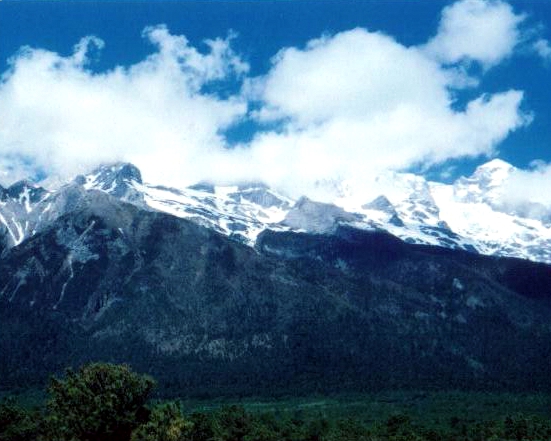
176;390;551;425
4;386;551;440
5;388;551;426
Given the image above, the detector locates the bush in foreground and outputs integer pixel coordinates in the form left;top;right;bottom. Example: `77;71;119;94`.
130;401;192;441
0;397;39;441
44;363;155;441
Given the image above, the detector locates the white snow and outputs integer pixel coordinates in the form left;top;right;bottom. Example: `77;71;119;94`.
0;211;17;245
431;181;551;261
141;183;292;245
135;162;551;263
1;159;550;266
54;254;74;310
84;172;101;190
20;187;32;213
12;218;24;245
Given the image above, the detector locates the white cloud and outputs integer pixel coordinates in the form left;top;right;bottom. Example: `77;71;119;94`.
502;161;551;208
251;29;451;126
0;0;541;202
71;36;105;66
533;38;551;61
244;26;528;198
424;0;525;68
0;25;248;187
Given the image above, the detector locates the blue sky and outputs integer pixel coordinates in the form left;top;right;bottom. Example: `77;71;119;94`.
0;0;550;199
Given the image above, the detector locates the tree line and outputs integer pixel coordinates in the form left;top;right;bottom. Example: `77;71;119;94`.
2;362;551;441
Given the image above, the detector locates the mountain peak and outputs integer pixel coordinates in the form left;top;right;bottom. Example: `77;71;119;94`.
362;195;395;214
5;179;47;202
81;162;142;188
78;162;144;204
472;159;515;182
477;159;514;184
454;158;515;202
8;179;37;191
89;162;143;185
283;197;361;233
188;182;215;194
477;158;514;171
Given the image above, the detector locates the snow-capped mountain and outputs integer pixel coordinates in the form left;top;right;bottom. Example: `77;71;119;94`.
0;179;49;247
3;159;551;396
1;159;550;264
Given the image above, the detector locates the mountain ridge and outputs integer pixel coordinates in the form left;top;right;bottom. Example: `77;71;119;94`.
1;159;549;264
1;161;551;395
2;192;551;395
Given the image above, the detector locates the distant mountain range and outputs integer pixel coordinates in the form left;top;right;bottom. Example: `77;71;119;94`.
1;159;550;264
1;160;551;396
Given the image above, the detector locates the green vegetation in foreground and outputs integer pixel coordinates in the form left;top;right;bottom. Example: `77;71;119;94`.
177;391;551;425
2;363;551;441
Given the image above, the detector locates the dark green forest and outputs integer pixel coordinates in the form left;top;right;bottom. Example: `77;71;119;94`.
3;363;551;441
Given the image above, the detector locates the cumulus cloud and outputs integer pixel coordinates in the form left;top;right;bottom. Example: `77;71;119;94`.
0;25;248;186
424;0;525;68
533;38;551;61
243;26;527;198
0;0;541;201
502;161;551;208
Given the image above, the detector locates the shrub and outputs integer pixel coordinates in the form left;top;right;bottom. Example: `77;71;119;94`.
44;362;155;441
0;397;39;441
131;401;193;441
